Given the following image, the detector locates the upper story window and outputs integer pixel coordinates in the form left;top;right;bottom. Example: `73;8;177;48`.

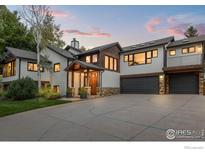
196;45;202;53
109;57;114;70
124;49;158;66
86;54;98;63
182;46;195;54
134;53;145;64
54;63;61;72
3;60;16;77
124;55;128;62
86;56;91;63
27;62;44;72
152;50;158;57
169;50;176;56
92;54;98;63
104;55;118;71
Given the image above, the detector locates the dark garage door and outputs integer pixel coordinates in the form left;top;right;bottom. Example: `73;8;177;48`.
169;73;199;94
120;76;159;94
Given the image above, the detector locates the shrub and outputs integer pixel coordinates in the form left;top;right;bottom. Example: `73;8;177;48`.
6;77;37;100
79;87;87;99
39;87;60;100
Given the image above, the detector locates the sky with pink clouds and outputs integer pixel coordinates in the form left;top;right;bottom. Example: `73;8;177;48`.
7;5;205;49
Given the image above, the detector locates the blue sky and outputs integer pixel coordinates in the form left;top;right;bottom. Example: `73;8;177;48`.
7;5;205;49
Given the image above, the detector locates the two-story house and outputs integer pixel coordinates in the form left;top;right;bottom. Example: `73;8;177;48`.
1;35;205;96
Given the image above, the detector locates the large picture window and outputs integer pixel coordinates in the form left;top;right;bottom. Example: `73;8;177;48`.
134;53;145;64
3;60;16;77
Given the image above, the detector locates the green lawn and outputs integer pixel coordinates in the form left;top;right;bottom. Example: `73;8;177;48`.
0;98;70;117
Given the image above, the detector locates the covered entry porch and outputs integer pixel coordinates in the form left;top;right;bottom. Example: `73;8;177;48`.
65;60;104;96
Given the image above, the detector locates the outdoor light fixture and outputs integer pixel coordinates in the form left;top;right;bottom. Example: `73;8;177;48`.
159;75;164;79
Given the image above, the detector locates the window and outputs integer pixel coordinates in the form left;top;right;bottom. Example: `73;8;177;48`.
134;53;145;64
104;55;118;71
147;51;152;58
27;62;44;72
114;59;117;71
54;63;61;72
169;50;176;56
105;56;109;69
3;60;16;77
152;50;158;58
189;47;195;53
146;58;152;64
182;48;188;54
109;57;114;70
196;45;202;53
124;55;128;62
53;85;60;93
92;54;98;63
128;54;133;61
86;56;91;63
182;47;195;54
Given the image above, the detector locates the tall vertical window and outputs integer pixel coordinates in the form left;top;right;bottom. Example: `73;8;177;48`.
86;56;91;63
109;57;114;70
54;63;61;72
114;59;117;71
3;60;16;77
92;54;98;63
105;56;109;69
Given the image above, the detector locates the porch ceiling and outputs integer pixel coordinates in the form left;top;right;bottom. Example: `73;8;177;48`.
64;60;104;71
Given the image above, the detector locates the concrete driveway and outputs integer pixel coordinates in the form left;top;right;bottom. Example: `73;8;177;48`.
0;94;205;141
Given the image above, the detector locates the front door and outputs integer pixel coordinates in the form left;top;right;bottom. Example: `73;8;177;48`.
90;72;97;95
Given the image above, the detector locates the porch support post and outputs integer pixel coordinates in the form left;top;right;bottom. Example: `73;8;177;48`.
99;70;103;96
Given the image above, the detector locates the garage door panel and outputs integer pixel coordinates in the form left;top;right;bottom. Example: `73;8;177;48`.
120;76;159;94
169;73;198;94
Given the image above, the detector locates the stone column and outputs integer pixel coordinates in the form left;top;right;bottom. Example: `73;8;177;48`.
165;75;169;94
159;74;165;95
199;72;204;95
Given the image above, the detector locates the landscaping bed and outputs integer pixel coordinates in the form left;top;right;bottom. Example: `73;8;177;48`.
0;98;70;117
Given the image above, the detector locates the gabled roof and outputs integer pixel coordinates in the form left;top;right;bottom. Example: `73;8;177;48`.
167;35;205;48
64;60;104;71
77;42;122;56
6;47;38;60
5;47;51;63
47;44;74;59
64;45;82;54
121;36;174;53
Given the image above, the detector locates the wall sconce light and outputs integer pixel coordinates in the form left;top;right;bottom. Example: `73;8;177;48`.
159;74;164;79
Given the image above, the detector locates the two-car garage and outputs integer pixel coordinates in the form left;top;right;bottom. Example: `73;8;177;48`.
120;72;199;94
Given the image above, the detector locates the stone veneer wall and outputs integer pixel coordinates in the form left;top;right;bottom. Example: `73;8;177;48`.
199;72;204;95
101;88;120;96
165;75;169;94
159;74;165;95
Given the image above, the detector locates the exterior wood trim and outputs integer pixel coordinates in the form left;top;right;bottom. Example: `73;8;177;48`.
120;72;162;79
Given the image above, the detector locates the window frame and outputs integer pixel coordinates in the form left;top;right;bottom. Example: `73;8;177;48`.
85;55;91;63
124;55;128;62
27;62;44;72
3;60;16;77
152;49;158;58
54;63;61;72
169;50;176;56
181;46;196;54
104;55;118;72
92;54;98;63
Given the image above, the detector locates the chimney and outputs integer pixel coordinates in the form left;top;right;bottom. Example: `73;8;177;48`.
71;38;79;49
